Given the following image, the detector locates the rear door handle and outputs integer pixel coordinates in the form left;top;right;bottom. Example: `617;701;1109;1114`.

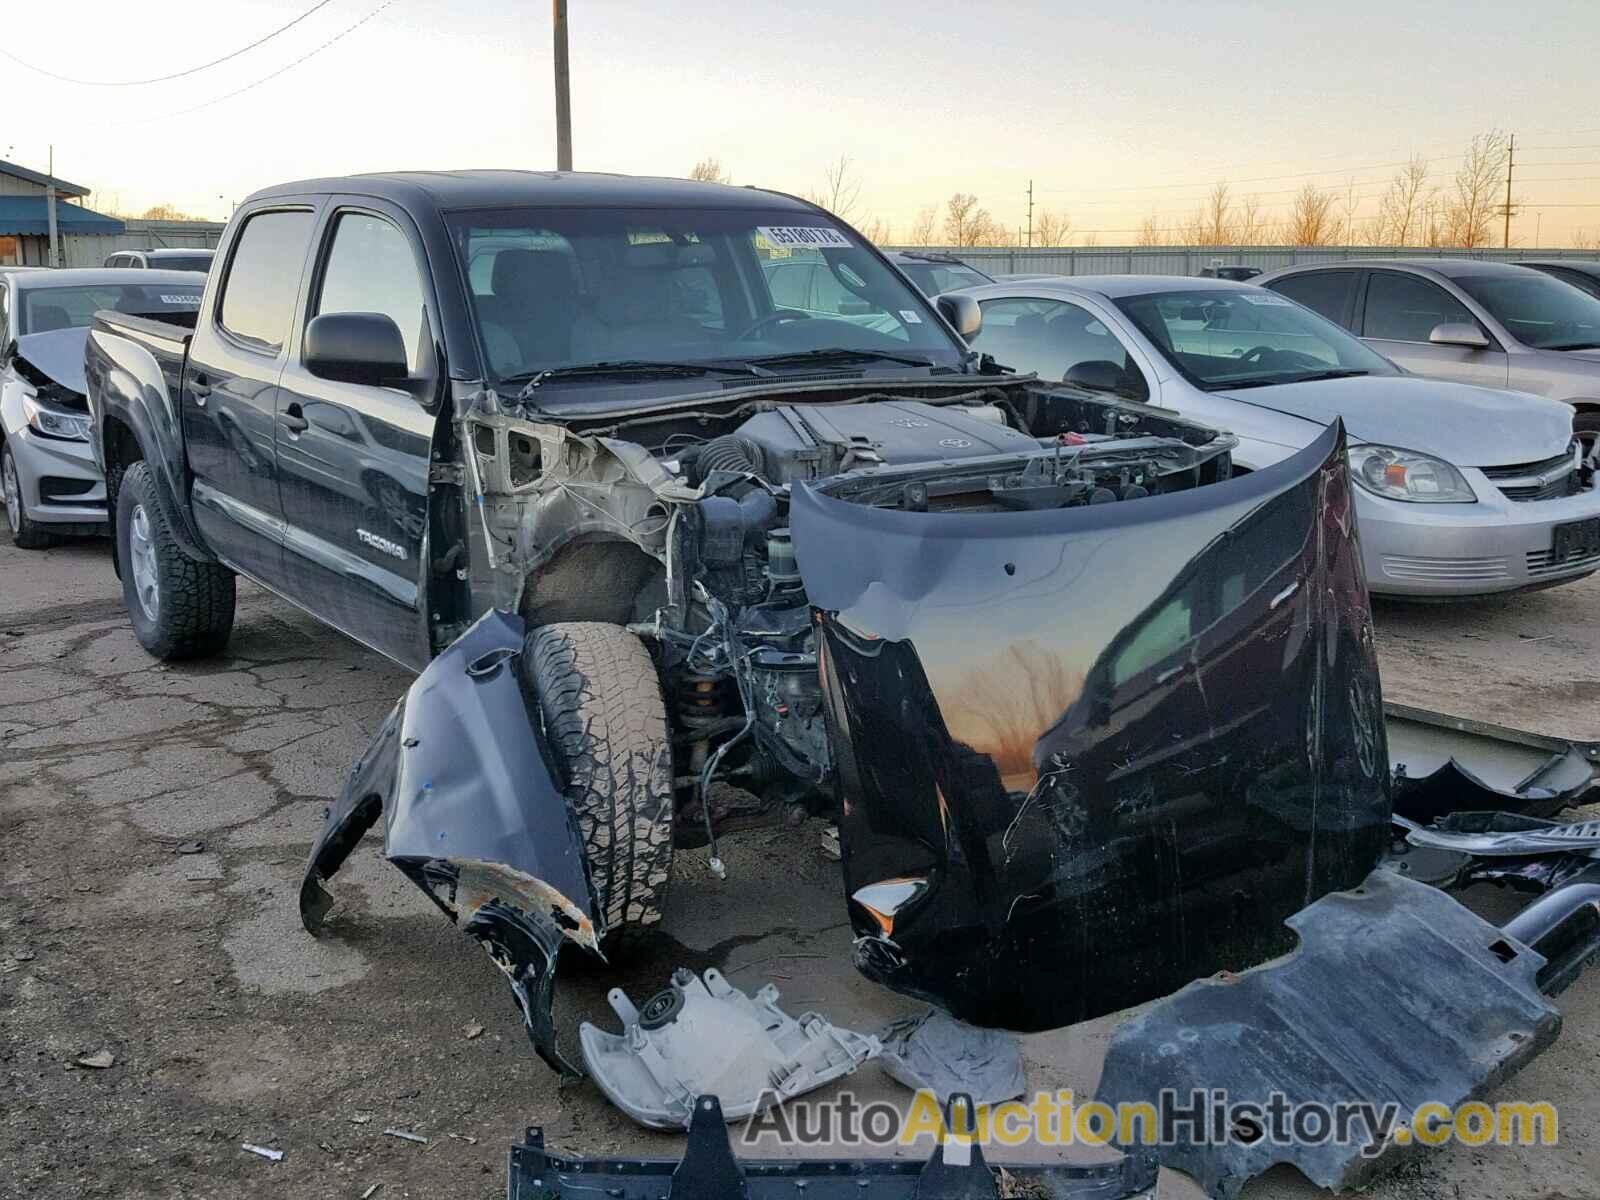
189;372;211;404
280;402;309;435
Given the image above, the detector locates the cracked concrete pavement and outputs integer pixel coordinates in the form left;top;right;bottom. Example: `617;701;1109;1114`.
2;537;1598;1199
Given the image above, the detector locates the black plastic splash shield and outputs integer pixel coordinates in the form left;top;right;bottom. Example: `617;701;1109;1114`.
508;1095;1158;1200
793;421;1390;1030
1094;869;1561;1198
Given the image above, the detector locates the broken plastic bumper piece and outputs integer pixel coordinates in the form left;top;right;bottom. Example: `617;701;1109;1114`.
508;1094;1159;1199
1095;868;1600;1198
579;968;880;1130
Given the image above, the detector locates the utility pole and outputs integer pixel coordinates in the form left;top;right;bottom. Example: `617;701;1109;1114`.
1026;180;1034;248
1502;133;1516;249
552;0;572;171
46;145;59;268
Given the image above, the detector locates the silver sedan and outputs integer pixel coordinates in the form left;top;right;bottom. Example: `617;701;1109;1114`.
960;275;1600;598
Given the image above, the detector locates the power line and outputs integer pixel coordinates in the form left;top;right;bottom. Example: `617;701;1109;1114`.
130;0;396;124
0;0;338;86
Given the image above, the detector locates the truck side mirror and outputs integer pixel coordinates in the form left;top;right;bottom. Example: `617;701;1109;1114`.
935;292;982;339
305;312;410;386
1428;321;1490;350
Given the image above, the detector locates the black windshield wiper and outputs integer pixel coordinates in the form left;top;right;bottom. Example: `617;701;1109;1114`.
1548;341;1600;351
509;359;764;399
745;347;939;370
1216;368;1369;391
1288;368;1371;382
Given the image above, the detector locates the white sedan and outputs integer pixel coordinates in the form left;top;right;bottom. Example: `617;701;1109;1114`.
960;275;1600;597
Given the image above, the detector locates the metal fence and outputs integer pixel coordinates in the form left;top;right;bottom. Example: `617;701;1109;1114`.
61;218;226;268
887;244;1598;278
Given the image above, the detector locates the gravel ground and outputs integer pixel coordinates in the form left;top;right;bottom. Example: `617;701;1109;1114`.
2;536;1597;1199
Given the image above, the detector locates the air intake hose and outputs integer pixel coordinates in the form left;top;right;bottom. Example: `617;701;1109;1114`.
691;435;765;484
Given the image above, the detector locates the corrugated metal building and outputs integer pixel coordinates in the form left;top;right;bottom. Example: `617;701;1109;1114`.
890;244;1600;277
0;159;126;265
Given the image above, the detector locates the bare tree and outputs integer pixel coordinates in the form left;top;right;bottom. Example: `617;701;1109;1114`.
907;205;939;246
806;154;863;223
1135;213;1167;247
1338;178;1362;246
140;202;204;221
1574;228;1600;252
1234;195;1267;245
942;193;997;246
1283;183;1339;246
1033;209;1073;247
688;157;730;184
1080;231;1099;247
1183;182;1236;246
1375;156;1433;246
1442;131;1509;249
857;215;893;245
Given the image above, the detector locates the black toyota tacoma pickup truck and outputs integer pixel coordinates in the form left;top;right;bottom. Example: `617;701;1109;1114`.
88;169;1519;1085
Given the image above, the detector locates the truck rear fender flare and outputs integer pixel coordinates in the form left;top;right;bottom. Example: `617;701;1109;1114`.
87;326;214;562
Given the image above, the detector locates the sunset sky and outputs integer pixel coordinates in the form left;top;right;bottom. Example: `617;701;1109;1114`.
6;0;1599;245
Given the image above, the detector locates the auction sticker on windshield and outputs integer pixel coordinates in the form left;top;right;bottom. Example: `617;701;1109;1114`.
159;294;202;305
1239;293;1292;305
759;225;852;249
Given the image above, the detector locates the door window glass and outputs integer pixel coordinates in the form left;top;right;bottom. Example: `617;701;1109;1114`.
1264;271;1356;326
314;212;428;372
1362;273;1476;342
218;210;315;352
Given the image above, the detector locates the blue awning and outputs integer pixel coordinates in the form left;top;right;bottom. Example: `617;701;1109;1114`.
0;197;126;237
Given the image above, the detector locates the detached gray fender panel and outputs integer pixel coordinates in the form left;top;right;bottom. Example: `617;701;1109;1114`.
86;325;213;560
298;608;599;1075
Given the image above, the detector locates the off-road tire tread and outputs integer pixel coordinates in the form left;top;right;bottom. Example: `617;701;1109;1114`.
3;443;55;549
520;622;673;946
117;461;236;660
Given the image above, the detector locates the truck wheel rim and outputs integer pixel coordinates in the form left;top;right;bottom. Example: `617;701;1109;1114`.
129;504;160;622
2;453;19;535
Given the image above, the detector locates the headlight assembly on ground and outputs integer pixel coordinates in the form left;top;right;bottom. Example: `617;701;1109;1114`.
1348;445;1476;503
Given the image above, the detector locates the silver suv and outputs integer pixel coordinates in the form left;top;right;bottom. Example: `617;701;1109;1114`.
1255;259;1600;456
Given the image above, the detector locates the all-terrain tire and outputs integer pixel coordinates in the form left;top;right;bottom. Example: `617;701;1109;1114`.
519;622;674;947
116;461;236;660
2;442;54;549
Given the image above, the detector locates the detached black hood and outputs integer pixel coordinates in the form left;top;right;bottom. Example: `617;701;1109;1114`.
791;421;1390;1029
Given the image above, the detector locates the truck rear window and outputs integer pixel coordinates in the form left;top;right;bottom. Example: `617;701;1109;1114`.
22;284;204;334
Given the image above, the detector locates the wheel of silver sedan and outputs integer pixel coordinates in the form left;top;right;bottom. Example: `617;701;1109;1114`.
2;450;19;536
128;503;161;622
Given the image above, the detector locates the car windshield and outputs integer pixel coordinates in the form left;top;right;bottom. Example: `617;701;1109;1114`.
897;261;992;296
1114;288;1397;390
20;283;205;334
1455;272;1600;350
445;206;965;399
149;254;213;272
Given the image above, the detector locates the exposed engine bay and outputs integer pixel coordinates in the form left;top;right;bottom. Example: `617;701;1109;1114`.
458;381;1236;835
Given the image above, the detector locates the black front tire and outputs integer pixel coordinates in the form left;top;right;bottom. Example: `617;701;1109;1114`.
116;461;236;660
2;442;54;550
518;622;674;947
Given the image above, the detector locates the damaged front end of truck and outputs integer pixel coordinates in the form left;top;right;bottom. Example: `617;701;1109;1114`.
298;377;1600;1197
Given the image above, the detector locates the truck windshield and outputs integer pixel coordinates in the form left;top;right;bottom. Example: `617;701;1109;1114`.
148;254;213;272
21;283;205;334
444;207;966;394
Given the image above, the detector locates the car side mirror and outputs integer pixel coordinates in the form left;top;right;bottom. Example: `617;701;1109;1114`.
1428;321;1489;349
1064;360;1128;395
935;292;982;339
305;312;410;386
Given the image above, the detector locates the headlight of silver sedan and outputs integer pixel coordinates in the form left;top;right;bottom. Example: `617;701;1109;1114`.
21;392;91;442
1347;445;1476;503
